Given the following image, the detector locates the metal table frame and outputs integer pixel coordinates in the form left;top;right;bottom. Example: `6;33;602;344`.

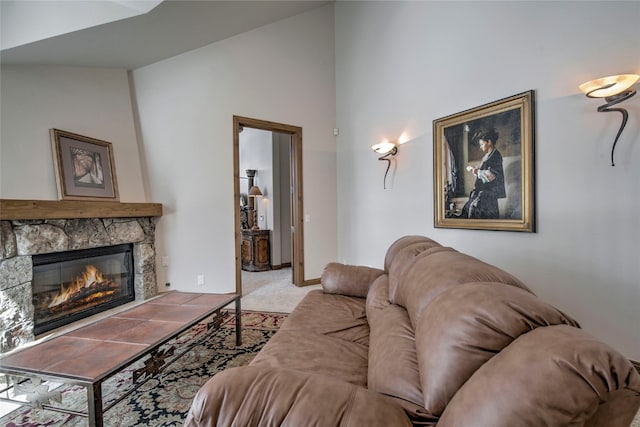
0;292;241;427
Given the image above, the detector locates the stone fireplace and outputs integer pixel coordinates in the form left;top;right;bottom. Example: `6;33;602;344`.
0;208;160;354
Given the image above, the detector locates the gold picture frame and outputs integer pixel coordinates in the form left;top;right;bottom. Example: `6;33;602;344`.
50;129;119;201
433;91;535;232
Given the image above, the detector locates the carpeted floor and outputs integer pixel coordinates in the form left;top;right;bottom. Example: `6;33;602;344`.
0;311;286;427
241;267;321;313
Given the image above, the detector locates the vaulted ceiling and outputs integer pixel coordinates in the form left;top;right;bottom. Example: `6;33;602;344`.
0;0;331;70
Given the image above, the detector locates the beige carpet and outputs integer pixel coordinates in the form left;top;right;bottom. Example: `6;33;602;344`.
240;268;321;313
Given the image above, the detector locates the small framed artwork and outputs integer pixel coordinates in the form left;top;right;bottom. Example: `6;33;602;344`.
50;129;119;201
433;90;535;232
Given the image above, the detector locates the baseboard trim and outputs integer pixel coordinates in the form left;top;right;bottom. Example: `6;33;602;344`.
301;278;320;287
632;359;640;374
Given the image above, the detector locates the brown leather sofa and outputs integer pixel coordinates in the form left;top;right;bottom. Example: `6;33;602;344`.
186;235;640;426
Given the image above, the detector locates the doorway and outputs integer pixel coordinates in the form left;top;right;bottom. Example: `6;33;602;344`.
233;116;305;296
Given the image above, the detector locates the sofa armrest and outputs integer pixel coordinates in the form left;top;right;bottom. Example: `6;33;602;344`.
185;366;412;427
437;325;640;427
321;262;385;298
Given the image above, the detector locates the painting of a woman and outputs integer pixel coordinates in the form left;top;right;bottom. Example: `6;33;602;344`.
461;128;506;219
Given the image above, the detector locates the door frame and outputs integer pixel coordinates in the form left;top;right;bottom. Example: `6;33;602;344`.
233;115;305;295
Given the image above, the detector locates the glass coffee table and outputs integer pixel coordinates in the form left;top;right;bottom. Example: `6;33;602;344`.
0;291;241;427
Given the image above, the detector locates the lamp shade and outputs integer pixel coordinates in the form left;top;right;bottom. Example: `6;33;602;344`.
248;185;263;197
579;74;639;98
372;141;397;154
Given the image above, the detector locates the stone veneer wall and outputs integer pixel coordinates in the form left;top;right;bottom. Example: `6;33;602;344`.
0;217;158;354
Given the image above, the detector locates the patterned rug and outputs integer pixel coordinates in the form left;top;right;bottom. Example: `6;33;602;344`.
0;311;286;427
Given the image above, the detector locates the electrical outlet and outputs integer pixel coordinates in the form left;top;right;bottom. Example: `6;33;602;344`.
165;282;171;287
197;275;205;285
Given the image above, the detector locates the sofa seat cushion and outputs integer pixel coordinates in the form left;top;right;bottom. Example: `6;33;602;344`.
280;290;369;346
250;329;369;386
415;282;581;416
185;366;413;427
250;290;369;386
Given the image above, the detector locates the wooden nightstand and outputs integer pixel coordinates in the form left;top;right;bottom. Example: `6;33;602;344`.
241;229;271;272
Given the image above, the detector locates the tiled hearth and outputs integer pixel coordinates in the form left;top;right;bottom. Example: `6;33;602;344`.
0;216;159;354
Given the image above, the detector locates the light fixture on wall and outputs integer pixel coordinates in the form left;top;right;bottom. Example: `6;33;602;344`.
248;185;263;229
579;74;639;166
372;141;399;189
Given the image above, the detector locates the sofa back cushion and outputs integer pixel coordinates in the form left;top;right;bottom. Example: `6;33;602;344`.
383;235;440;271
414;283;580;416
387;241;445;303
394;248;531;327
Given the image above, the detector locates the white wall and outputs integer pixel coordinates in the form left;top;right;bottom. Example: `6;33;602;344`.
132;4;336;292
335;1;640;359
0;65;146;202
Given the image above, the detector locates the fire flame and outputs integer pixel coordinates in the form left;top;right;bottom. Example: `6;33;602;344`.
48;265;106;308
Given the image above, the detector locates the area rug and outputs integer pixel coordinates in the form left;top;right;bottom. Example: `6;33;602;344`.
0;311;287;427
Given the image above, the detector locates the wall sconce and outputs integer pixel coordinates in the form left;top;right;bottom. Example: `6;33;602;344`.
372;141;399;189
248;185;263;229
579;74;639;166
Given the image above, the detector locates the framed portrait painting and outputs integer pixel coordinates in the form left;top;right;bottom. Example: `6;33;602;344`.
50;129;119;201
433;90;535;232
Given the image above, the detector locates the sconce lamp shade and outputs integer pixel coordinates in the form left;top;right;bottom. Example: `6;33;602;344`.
372;141;398;154
248;186;263;197
579;74;639;98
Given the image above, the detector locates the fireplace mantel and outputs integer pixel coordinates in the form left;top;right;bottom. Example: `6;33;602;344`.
0;199;162;220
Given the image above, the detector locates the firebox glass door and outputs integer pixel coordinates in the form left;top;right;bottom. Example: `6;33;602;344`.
32;244;134;335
